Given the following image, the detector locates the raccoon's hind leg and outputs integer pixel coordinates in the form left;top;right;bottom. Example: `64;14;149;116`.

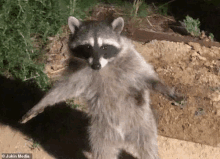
91;145;120;159
89;124;123;159
125;112;160;159
125;128;160;159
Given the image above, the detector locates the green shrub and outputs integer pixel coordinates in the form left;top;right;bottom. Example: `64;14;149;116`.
70;0;98;19
157;3;168;16
0;0;99;91
209;33;214;41
183;15;201;37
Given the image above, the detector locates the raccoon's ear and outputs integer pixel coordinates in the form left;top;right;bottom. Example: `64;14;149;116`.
68;16;81;34
111;17;124;34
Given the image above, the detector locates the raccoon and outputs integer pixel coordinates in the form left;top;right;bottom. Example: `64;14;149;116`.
20;16;181;159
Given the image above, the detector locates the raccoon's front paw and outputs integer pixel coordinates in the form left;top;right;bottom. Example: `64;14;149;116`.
83;151;93;159
170;93;186;108
167;87;184;101
19;108;44;124
169;93;184;101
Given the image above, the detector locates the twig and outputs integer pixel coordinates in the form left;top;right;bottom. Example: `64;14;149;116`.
152;3;157;10
158;0;176;9
152;0;176;11
49;67;66;74
19;32;31;60
159;15;176;21
24;73;40;81
146;17;153;27
133;0;143;17
147;14;175;22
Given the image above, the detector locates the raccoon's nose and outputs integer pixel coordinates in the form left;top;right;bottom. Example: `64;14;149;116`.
91;63;101;70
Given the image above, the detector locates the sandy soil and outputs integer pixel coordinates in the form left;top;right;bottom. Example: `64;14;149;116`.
0;125;53;159
134;40;220;147
1;124;219;159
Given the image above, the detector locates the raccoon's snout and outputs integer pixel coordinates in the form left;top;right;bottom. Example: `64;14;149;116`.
88;57;101;70
91;63;101;70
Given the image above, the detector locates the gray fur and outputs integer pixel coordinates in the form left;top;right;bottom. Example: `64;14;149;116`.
68;16;81;34
20;16;181;159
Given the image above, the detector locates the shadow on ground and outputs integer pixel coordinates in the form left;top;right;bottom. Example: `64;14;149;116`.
0;75;135;159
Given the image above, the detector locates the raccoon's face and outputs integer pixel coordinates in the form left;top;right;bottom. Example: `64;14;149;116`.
68;16;124;70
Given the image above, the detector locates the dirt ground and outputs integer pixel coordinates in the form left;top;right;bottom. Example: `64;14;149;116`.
1;5;220;159
134;40;220;147
1;124;220;159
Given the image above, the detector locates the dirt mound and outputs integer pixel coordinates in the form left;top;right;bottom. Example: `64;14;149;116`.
134;40;220;147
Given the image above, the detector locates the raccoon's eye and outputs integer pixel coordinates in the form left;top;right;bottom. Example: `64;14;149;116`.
101;45;108;50
85;44;91;49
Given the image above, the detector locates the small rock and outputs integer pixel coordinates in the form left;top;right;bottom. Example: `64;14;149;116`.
197;55;206;61
188;42;203;54
209;91;220;102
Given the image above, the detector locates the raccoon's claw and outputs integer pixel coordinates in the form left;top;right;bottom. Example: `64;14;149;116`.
19;108;44;124
169;93;185;104
19;113;36;124
169;94;181;101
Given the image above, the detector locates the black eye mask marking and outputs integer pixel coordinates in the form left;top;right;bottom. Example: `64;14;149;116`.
101;45;120;59
70;44;92;59
70;43;120;61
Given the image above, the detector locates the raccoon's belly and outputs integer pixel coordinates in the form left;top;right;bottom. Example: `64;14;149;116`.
87;88;151;135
